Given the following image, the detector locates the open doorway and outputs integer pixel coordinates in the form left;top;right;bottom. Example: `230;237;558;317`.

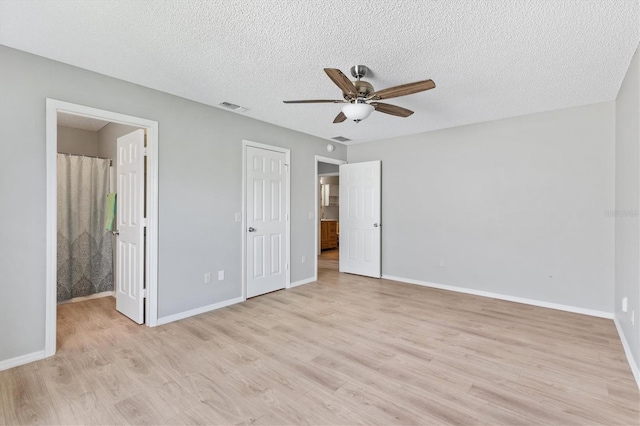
319;174;339;266
45;99;159;358
314;156;346;278
55;113;133;308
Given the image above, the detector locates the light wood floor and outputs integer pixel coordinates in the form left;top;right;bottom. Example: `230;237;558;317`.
319;248;339;262
1;262;638;425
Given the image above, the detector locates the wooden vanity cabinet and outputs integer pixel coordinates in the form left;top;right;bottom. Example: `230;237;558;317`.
321;220;338;250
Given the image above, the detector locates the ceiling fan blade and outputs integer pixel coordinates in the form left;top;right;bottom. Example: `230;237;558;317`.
324;68;358;98
369;79;435;100
283;99;345;104
371;102;414;117
333;111;347;123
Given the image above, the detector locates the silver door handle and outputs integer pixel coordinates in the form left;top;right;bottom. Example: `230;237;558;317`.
373;223;379;227
248;227;256;232
111;230;119;236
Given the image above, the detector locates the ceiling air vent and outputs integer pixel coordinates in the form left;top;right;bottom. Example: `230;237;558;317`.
219;102;249;113
332;136;351;143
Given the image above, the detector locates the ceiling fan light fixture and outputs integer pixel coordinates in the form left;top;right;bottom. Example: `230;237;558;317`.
283;66;433;124
341;101;374;122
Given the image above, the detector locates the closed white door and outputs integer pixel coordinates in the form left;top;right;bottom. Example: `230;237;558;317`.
116;129;145;323
339;161;381;278
246;146;288;298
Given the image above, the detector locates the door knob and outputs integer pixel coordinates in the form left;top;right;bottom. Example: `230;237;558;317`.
112;230;120;236
373;223;379;227
248;227;256;232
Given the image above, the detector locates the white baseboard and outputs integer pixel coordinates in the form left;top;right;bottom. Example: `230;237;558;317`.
290;277;316;288
156;296;244;326
381;275;614;319
0;350;46;372
157;276;319;326
614;317;640;390
57;291;115;305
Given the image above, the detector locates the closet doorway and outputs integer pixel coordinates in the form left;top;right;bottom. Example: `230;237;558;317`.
314;156;346;278
45;99;159;358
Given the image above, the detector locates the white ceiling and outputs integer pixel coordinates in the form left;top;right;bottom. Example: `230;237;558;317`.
57;112;110;132
1;1;638;144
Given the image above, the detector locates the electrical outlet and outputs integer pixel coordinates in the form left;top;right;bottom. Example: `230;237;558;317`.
622;297;628;312
301;255;306;264
204;273;212;284
235;212;241;222
218;270;225;281
438;258;445;268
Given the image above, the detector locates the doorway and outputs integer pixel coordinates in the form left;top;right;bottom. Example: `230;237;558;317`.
45;99;159;358
314;156;346;279
319;174;339;266
56;115;117;306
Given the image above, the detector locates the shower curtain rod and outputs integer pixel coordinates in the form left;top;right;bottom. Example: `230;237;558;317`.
58;152;113;166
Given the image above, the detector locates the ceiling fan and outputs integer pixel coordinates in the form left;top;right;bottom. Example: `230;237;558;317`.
283;65;435;123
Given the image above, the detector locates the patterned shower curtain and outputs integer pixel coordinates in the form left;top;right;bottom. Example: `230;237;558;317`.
57;154;113;302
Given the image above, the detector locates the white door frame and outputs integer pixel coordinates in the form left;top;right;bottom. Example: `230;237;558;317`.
45;99;159;357
314;155;347;281
241;140;291;300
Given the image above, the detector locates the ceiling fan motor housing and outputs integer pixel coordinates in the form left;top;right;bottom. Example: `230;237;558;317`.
343;80;374;100
348;65;374;98
355;80;373;97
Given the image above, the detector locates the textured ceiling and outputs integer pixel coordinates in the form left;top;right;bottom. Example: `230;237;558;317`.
58;112;110;132
1;0;638;144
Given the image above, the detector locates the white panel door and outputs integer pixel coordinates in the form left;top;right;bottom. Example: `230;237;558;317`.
116;129;145;323
246;146;288;298
339;161;381;278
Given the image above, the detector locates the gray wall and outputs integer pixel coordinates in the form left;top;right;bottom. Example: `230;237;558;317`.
57;126;97;156
0;45;346;363
97;122;140;160
349;102;615;312
615;45;640;372
318;162;339;174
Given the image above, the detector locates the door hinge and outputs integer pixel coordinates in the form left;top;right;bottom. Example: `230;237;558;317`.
286;263;289;270
143;147;148;156
142;288;148;298
285;164;289;172
142;218;147;227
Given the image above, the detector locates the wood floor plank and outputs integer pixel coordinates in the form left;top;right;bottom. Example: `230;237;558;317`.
467;381;585;425
1;254;638;425
0;369;60;425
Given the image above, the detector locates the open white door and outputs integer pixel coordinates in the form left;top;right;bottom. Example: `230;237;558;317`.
115;129;145;323
246;145;288;298
339;161;381;278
